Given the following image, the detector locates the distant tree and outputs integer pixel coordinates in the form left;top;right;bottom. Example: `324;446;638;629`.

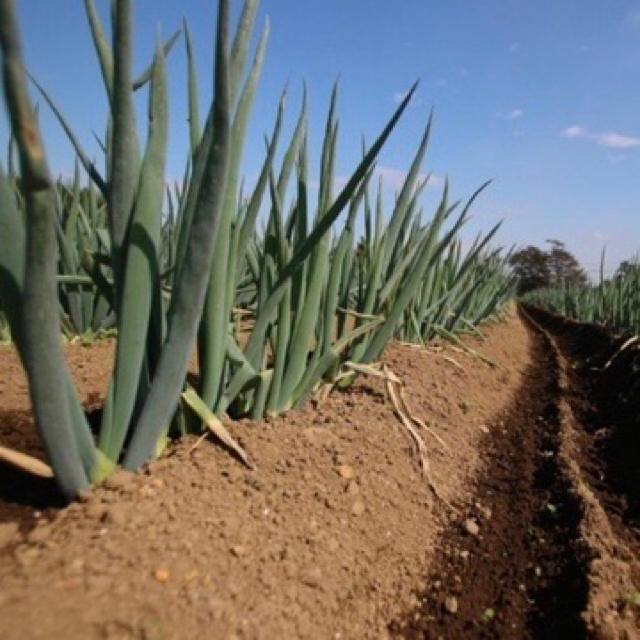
545;239;587;288
509;240;587;294
614;259;638;282
508;246;550;294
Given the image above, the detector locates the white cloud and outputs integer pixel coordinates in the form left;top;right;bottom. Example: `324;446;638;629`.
560;124;640;148
560;124;586;138
508;42;521;53
497;108;523;120
596;132;640;148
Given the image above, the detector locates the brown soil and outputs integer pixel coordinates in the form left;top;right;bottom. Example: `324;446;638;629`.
390;307;589;639
0;308;638;639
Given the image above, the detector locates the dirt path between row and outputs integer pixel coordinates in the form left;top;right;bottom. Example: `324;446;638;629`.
391;306;639;639
0;308;638;638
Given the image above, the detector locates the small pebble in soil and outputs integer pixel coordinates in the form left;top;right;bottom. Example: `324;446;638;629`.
463;518;480;536
153;568;170;583
300;566;323;589
475;501;492;519
338;464;355;479
351;500;366;516
230;545;248;557
444;596;459;614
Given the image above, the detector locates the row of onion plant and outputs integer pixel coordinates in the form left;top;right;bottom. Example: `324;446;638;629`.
524;260;640;335
0;0;417;498
0;0;512;500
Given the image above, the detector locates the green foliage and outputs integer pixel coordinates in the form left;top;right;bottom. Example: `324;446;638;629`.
0;0;240;495
0;0;95;497
509;239;587;295
525;256;640;335
54;167;115;335
0;0;513;499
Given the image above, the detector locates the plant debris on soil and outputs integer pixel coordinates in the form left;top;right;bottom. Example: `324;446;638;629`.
0;307;639;639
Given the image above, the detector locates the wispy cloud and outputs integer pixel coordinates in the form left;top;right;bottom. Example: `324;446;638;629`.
508;42;520;53
597;132;640;148
497;108;523;121
560;125;586;138
560;124;640;148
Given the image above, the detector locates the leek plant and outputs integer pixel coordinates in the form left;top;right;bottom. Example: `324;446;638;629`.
195;94;513;415
0;0;234;497
397;239;516;344
0;0;416;495
1;0;514;502
193;79;419;418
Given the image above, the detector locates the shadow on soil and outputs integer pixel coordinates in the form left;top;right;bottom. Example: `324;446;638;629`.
389;307;589;639
524;305;640;534
0;409;66;516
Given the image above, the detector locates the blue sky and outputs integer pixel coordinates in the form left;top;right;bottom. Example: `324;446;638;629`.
2;0;640;277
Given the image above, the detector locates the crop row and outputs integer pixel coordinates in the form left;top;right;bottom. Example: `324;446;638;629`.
524;259;640;336
0;0;514;499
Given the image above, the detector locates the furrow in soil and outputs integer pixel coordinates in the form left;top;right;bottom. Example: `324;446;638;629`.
389;311;590;639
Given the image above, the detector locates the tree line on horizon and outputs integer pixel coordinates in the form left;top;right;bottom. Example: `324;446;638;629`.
508;239;635;295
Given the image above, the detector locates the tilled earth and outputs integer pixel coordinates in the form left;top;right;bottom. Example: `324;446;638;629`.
0;306;638;639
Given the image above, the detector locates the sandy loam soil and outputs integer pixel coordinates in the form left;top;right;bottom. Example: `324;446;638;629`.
0;307;638;639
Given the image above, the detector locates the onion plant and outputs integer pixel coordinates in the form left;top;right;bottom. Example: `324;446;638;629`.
0;0;416;496
1;0;514;502
0;0;235;497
